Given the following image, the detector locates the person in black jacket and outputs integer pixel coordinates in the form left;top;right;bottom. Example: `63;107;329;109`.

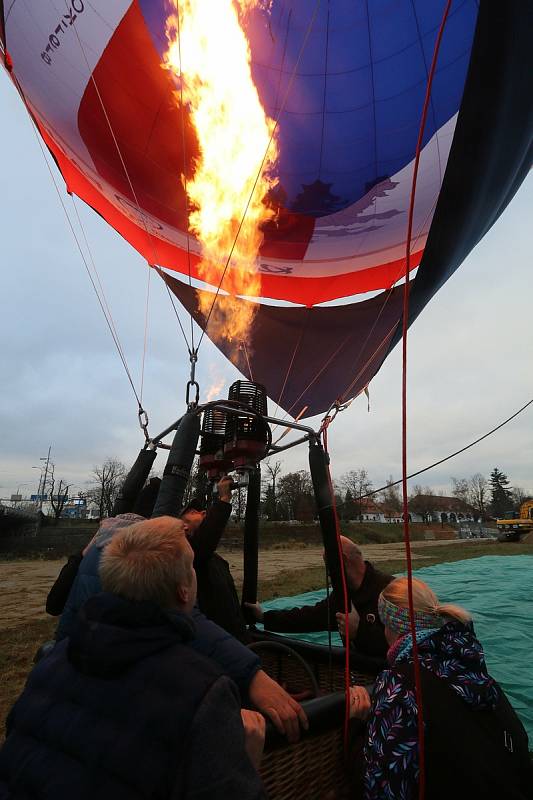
246;536;393;659
0;516;267;800
180;476;249;642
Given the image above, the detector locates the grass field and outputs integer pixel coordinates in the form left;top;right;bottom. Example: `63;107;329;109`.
1;538;532;735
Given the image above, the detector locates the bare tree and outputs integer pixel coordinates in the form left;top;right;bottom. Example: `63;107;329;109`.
182;458;211;509
48;467;72;522
340;469;373;519
469;473;488;520
92;458;126;518
263;460;282;520
232;485;246;522
380;475;402;512
451;477;471;505
511;486;531;511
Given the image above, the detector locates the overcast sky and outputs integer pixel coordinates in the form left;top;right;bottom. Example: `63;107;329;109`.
1;73;531;501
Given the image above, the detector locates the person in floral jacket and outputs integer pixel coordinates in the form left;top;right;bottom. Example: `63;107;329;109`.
350;577;533;800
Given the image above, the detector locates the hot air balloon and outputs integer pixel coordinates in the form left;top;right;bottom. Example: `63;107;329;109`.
2;0;530;418
2;1;532;797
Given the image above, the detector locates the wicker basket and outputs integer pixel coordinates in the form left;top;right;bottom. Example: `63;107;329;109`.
258;647;374;696
256;643;373;799
260;727;348;800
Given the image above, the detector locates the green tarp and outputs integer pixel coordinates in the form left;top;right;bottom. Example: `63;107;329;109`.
261;555;533;740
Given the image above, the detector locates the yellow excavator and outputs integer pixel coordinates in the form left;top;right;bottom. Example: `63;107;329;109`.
496;500;533;541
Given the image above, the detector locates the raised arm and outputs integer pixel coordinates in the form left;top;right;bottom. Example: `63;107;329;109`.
190;477;233;563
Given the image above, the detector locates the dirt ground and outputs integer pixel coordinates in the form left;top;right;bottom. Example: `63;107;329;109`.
0;539;474;631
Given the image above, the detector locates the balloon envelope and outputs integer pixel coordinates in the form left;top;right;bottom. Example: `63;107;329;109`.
2;1;531;414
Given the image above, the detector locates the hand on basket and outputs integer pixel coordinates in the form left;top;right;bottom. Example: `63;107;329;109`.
336;604;360;643
244;602;264;622
349;685;371;721
248;669;309;743
240;709;266;771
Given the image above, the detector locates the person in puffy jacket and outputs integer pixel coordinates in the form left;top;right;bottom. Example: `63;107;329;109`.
53;498;307;742
350;577;533;800
0;516;267;800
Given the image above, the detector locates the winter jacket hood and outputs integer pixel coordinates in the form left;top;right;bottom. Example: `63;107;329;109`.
94;513;145;549
68;592;196;678
392;620;500;710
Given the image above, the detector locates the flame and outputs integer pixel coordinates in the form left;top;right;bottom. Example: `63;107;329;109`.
164;0;278;351
205;374;226;402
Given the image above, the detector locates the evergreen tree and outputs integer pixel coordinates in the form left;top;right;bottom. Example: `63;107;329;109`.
488;467;513;517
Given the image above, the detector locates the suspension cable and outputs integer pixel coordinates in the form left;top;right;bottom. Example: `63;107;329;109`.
30;121;144;411
155;268;193;356
175;0;196;351
70;195;132;375
268;190;438;430
64;0;195;358
140;265;152;405
321;420;352;755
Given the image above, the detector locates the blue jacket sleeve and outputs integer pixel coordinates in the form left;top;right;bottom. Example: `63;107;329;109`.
55;547;103;641
364;669;420;800
189;607;261;696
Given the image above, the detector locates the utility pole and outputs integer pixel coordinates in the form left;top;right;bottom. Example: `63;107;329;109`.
35;446;52;535
40;445;52;512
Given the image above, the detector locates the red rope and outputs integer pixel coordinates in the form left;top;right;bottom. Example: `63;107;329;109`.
401;3;452;799
321;420;351;753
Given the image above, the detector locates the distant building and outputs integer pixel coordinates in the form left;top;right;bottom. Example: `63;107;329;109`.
355;498;403;524
350;494;479;525
407;494;479;524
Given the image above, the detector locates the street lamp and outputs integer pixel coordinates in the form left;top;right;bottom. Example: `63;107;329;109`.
32;466;45;500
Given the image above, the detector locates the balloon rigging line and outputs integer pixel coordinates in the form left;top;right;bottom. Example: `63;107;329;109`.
195;0;322;354
30;121;143;410
69;195;131;376
140;265;152;405
66;4;161;268
241;341;254;382
155;268;194;357
400;5;452;795
331;196;441;414
64;0;196;359
317;4;330;179
272;8;292;114
269;189;439;431
270;313;308;424
175;0;196;352
321;419;352;754
411;2;444;188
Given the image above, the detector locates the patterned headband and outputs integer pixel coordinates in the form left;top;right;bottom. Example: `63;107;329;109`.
378;593;445;636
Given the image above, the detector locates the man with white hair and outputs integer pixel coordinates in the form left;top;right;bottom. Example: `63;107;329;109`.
246;536;393;658
0;517;267;799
